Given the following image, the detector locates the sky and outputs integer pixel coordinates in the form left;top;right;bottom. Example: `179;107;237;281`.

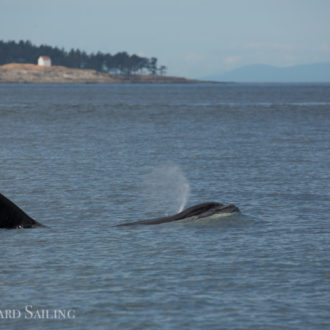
1;0;330;78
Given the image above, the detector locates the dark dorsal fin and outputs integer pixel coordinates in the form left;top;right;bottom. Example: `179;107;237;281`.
0;193;45;229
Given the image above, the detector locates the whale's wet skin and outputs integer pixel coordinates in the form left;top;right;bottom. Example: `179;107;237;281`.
0;193;45;229
116;202;239;226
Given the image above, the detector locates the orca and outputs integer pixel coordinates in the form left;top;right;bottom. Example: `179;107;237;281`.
116;202;239;226
0;193;45;229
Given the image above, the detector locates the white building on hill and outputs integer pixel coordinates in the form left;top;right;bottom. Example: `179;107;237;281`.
38;56;52;66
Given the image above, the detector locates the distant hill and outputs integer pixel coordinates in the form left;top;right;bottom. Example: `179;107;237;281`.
204;63;330;83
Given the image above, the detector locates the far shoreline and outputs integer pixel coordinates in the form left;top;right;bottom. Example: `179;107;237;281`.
0;63;217;84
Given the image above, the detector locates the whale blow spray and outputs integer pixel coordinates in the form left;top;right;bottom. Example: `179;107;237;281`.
143;164;190;216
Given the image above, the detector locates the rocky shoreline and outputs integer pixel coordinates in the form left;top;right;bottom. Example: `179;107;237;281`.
0;63;200;84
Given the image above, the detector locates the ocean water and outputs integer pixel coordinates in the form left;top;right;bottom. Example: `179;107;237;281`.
0;83;329;329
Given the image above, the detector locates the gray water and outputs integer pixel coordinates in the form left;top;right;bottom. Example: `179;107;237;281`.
0;83;329;329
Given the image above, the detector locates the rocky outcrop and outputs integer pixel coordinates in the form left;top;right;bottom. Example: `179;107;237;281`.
0;63;198;84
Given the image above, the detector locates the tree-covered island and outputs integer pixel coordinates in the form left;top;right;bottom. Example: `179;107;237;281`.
0;40;167;76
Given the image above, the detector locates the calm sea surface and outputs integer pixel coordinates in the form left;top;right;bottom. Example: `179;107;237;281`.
0;83;329;329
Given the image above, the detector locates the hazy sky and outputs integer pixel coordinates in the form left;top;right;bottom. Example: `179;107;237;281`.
1;0;330;77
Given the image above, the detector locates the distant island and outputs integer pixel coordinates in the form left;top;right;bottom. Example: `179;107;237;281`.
0;40;165;76
0;40;202;83
203;63;330;83
0;63;198;84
